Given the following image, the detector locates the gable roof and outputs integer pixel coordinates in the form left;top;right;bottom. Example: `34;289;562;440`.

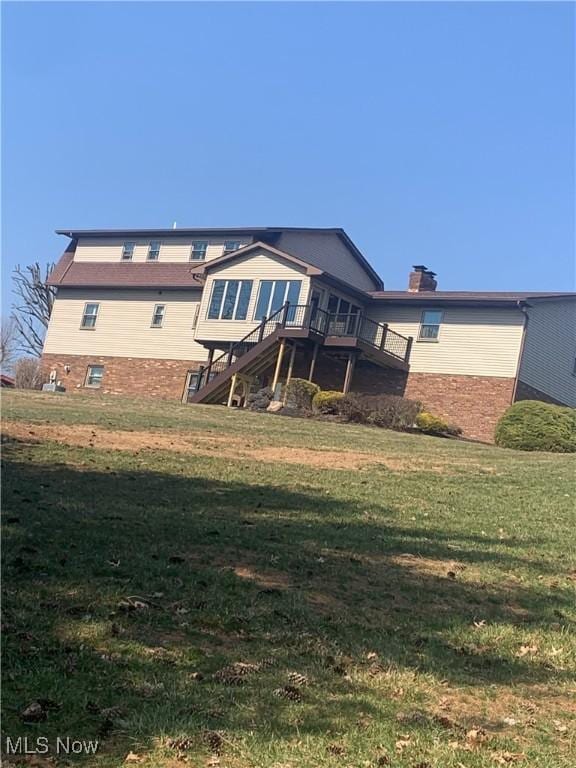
194;241;324;276
55;226;383;291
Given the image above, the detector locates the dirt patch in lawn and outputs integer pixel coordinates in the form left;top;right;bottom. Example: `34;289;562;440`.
3;420;479;473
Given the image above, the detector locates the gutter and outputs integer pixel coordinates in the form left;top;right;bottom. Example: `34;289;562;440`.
511;300;529;404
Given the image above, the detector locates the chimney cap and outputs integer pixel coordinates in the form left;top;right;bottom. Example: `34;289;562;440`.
412;264;437;277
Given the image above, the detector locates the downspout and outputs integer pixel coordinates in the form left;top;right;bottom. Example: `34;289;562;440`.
511;300;529;404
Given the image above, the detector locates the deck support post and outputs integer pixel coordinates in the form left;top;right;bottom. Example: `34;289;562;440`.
271;338;286;395
227;373;238;407
283;343;297;403
343;352;356;394
308;343;319;382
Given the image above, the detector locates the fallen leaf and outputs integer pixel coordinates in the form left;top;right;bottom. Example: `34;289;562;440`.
516;644;538;657
124;753;144;763
491;751;526;764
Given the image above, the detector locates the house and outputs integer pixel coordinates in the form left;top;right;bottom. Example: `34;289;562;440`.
42;227;576;442
1;374;15;388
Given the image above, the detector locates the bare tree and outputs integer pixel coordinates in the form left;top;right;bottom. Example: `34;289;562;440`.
1;315;18;370
12;262;56;357
13;357;43;389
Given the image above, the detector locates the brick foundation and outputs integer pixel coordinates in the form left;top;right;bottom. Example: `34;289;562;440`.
41;353;205;401
403;372;515;442
42;349;520;442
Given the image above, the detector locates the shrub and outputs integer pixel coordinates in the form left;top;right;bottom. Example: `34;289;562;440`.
285;378;320;410
336;393;421;430
495;400;576;452
312;390;344;414
13;357;43;390
416;411;453;436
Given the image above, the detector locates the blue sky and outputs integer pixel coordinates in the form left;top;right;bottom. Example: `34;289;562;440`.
2;1;574;306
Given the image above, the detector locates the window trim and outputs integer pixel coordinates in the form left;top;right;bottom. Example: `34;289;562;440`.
122;242;136;261
253;279;302;321
150;303;166;328
147;241;161;261
190;241;209;261
417;309;443;342
84;364;104;388
206;279;253;321
80;302;100;330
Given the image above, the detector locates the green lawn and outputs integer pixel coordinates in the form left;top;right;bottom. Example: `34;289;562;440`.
2;390;575;767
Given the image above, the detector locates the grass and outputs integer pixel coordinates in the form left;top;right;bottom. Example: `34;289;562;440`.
2;389;575;767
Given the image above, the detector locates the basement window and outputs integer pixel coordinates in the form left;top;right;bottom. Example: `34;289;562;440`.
80;303;100;329
418;310;443;341
151;304;166;327
122;242;135;260
85;365;104;388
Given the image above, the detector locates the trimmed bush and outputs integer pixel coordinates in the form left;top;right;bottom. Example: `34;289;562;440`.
495;400;576;452
285;378;320;410
312;390;345;415
336;393;421;430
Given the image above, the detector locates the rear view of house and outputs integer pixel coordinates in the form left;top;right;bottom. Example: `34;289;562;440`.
42;227;576;441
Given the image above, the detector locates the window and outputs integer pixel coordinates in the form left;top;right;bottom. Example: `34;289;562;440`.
81;302;100;329
122;242;135;260
572;357;576;377
418;310;443;341
148;241;161;261
254;280;302;320
85;365;104;388
207;280;253;320
327;294;361;334
151;304;166;327
191;241;208;261
223;240;241;255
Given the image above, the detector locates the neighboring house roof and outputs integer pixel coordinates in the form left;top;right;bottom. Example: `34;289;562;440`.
55;226;383;291
368;291;576;307
1;374;15;387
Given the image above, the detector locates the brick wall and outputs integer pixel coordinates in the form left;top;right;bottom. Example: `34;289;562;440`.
41;353;205;401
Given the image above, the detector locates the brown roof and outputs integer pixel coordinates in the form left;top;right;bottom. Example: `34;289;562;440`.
48;254;204;289
369;290;576;306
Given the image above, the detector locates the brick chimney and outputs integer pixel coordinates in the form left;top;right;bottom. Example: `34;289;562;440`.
408;265;437;292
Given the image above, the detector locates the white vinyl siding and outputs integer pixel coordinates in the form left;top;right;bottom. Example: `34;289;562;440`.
276;231;379;292
74;237;253;263
366;305;525;377
195;249;309;343
519;299;576;406
43;289;207;362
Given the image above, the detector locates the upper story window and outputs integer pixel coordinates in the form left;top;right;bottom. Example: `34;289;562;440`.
147;241;161;261
151;304;166;327
81;302;100;329
122;242;135;261
418;309;443;341
207;279;253;320
85;365;104;388
223;240;242;256
191;241;208;261
254;280;302;321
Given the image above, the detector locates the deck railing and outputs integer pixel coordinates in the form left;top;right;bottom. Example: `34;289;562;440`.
188;302;412;397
